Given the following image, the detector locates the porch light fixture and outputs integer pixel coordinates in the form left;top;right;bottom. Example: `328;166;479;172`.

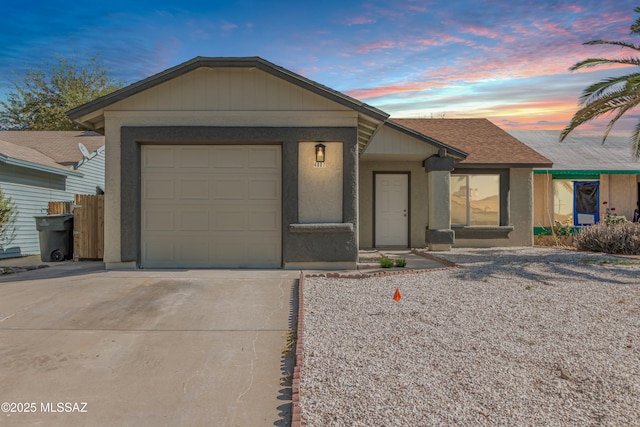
315;144;326;164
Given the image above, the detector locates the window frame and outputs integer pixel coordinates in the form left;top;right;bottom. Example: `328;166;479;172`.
450;168;512;239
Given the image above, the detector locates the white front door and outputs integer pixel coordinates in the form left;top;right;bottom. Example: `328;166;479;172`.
375;173;409;247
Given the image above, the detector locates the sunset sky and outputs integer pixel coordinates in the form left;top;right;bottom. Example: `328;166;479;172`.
2;0;638;132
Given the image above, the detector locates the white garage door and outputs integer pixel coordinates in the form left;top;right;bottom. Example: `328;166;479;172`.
141;145;281;268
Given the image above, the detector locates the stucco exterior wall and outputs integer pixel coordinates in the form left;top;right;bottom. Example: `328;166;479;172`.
358;160;429;248
455;168;533;247
298;142;343;223
101;67;359;267
606;174;638;220
533;173;553;228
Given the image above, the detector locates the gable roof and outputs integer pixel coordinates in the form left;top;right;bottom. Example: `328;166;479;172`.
0;131;104;166
507;130;640;172
382;120;468;159
67;56;389;152
392;118;553;167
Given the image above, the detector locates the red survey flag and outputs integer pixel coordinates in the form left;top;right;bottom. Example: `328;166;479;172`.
393;288;402;302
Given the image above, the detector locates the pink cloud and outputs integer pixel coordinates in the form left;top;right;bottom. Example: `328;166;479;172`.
346;16;375;26
221;22;237;31
356;40;397;54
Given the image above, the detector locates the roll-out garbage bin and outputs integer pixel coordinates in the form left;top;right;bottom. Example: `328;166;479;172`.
34;214;74;262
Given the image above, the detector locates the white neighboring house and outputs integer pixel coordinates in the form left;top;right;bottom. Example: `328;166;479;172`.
0;131;105;259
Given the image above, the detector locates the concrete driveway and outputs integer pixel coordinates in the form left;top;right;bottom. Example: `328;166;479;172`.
0;262;298;426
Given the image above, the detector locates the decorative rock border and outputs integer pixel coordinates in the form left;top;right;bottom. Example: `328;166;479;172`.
410;249;462;268
291;272;305;427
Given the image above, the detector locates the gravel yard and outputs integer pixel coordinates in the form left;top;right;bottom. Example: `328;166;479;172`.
300;247;640;426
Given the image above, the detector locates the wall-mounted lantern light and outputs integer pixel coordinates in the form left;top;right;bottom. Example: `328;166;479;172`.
315;144;326;164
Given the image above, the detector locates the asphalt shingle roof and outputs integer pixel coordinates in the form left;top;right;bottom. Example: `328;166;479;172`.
507;130;640;171
0;131;104;166
392;118;553;167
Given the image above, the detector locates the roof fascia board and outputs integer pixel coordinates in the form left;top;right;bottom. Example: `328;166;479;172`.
534;169;640;175
456;162;553;169
0;155;81;177
68;56;390;123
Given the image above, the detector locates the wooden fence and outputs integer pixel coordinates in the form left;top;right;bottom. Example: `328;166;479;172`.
48;194;104;260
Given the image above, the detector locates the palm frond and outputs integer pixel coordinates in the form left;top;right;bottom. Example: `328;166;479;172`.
583;39;640;51
570;57;640;71
560;92;640;142
630;121;640;159
578;73;640;106
601;99;640;143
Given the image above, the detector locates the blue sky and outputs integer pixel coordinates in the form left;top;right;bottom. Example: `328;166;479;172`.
1;0;638;131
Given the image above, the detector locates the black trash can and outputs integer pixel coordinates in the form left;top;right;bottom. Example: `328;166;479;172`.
34;214;74;262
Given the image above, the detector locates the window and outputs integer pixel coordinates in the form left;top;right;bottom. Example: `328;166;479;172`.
553;180;573;224
451;174;500;226
553;180;599;226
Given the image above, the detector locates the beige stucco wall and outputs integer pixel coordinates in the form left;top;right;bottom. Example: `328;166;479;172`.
532;172;639;228
359;160;430;248
605;174;638;220
455;168;534;247
101;68;358;266
298;142;343;223
533;173;553;227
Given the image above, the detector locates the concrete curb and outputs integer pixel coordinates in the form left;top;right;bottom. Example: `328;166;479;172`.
291;272;305;427
410;249;462;268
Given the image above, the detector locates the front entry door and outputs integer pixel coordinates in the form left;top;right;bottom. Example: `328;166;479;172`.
375;173;409;246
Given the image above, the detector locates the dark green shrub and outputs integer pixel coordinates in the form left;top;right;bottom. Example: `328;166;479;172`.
574;222;640;255
379;256;394;268
394;258;407;267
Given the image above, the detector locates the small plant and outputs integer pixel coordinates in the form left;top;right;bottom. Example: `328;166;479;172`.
552;216;573;237
379;256;394;268
0;189;16;249
601;201;628;225
394;258;407;268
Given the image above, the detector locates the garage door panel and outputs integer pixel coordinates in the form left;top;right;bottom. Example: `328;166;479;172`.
178;240;210;264
249;148;280;169
178;148;210;168
248;211;278;231
214;179;246;200
144;210;175;231
179;211;209;231
143;237;175;263
214;211;246;231
213;147;246;168
145;179;175;200
179;179;210;200
249;179;279;200
141;145;281;268
144;147;175;168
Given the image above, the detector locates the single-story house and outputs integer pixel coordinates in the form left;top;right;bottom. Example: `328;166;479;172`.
0;131;105;259
508;130;640;233
67;56;551;270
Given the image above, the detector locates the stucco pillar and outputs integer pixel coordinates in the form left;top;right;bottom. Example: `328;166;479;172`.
424;154;454;251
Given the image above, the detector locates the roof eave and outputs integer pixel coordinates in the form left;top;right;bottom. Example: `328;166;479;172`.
67;57;390;136
0;155;82;177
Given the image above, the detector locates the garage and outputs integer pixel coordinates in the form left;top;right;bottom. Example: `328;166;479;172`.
141;145;281;268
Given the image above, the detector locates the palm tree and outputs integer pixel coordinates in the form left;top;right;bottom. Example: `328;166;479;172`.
561;7;640;159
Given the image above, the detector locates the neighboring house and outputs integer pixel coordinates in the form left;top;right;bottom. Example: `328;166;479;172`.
508;130;640;233
67;56;551;270
0;131;105;259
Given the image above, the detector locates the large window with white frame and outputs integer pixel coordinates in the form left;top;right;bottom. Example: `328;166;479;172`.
450;174;500;226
